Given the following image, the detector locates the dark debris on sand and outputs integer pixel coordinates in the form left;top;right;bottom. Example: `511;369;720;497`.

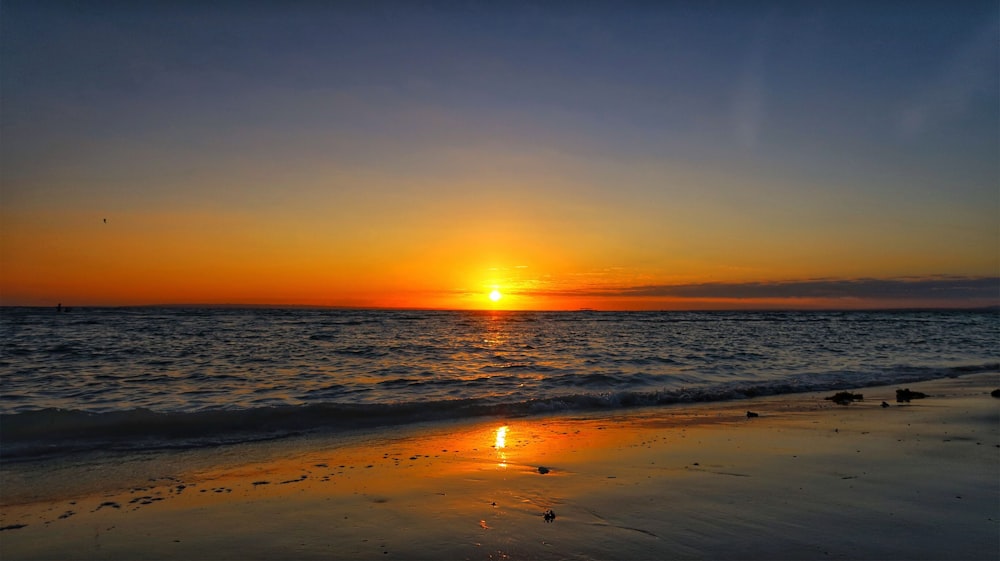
825;392;864;405
896;388;928;403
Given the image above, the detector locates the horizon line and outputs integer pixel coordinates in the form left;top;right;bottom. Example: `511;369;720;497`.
4;303;998;313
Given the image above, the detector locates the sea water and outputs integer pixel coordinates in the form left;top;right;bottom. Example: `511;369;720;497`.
1;308;997;457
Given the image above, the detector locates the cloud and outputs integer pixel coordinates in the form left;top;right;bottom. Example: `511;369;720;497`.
522;276;1000;302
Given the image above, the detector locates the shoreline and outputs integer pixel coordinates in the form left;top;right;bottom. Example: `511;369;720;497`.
5;361;997;461
2;373;998;560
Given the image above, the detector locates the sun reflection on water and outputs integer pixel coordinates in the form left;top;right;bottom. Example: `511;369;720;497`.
481;311;510;346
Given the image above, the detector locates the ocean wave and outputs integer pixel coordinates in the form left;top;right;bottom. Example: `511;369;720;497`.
3;362;994;461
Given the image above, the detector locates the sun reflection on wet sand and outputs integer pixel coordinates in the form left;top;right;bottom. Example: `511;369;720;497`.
494;425;508;468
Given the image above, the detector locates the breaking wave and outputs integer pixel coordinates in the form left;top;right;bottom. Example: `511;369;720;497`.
3;362;995;460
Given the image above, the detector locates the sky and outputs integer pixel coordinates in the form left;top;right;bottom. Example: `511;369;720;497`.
2;1;998;310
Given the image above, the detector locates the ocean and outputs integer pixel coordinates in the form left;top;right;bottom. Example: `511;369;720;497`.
1;307;997;458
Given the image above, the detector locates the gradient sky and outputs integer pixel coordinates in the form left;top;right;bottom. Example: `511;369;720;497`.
2;1;998;310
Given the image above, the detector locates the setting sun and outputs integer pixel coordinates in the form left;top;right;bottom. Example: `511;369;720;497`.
489;290;502;302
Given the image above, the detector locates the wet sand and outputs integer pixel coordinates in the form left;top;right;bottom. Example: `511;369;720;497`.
2;373;998;560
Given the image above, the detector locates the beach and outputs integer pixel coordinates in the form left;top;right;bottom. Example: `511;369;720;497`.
2;373;997;560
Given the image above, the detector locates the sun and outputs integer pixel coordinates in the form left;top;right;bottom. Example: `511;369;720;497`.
489;289;502;302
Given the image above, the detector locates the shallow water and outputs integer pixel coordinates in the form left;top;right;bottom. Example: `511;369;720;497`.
1;307;997;455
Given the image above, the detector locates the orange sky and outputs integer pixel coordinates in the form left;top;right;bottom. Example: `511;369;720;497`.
2;199;996;310
2;3;997;310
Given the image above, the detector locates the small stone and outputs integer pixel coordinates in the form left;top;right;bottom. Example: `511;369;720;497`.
538;466;550;474
543;509;556;523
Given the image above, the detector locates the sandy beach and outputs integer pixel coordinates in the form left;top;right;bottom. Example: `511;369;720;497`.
2;373;997;560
